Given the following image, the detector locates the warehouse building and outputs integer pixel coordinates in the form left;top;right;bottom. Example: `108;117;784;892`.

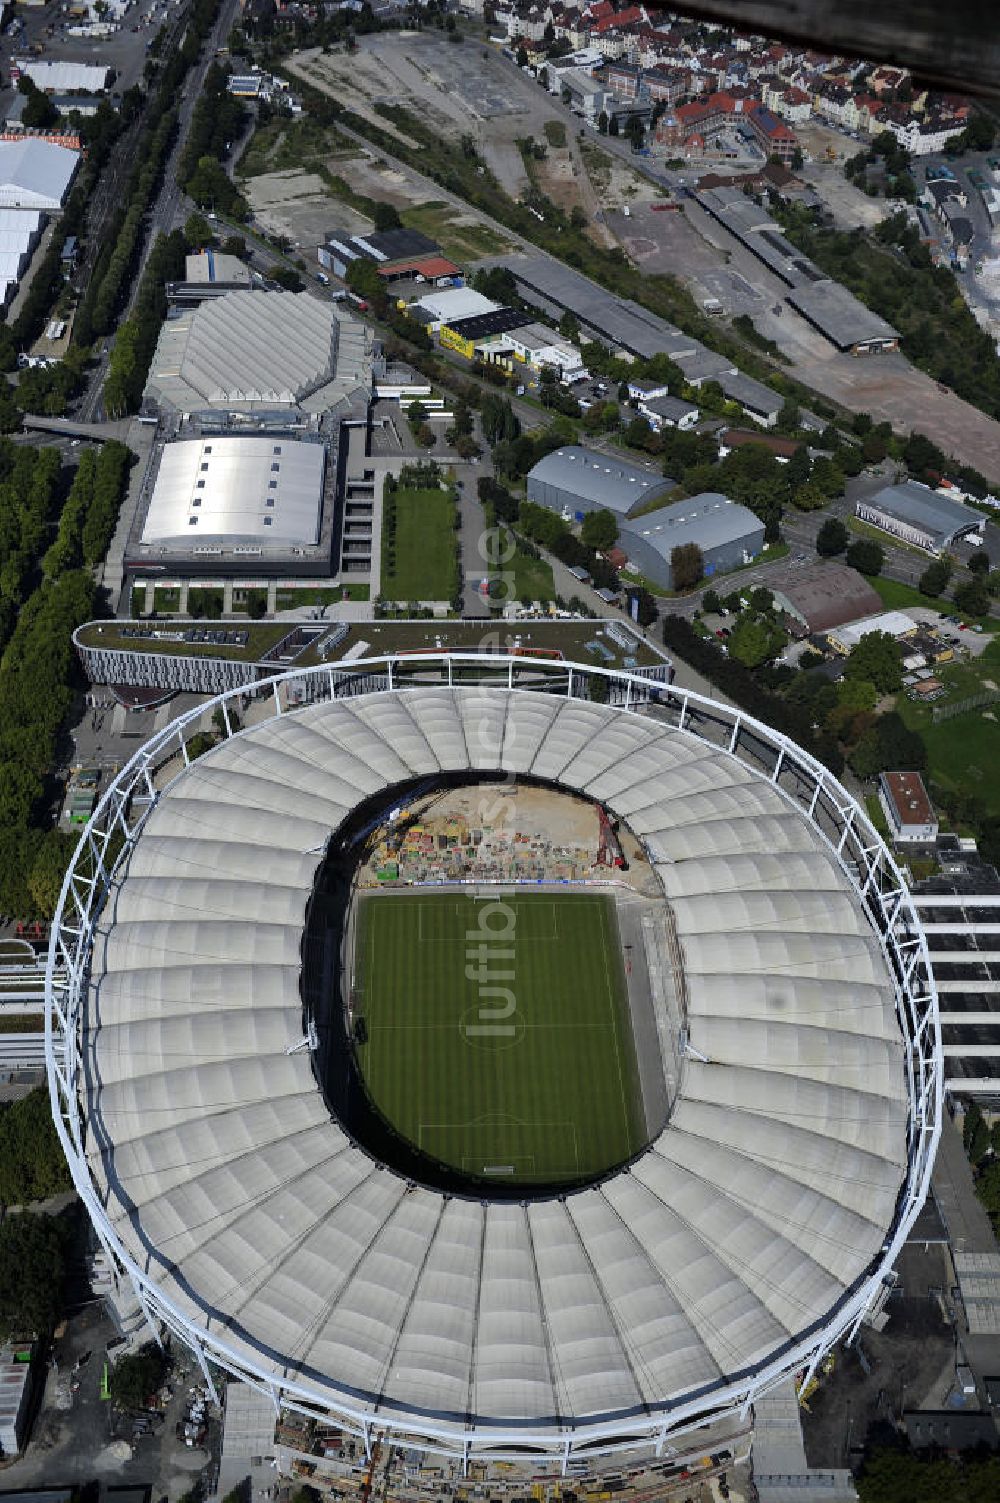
771;562;884;634
492;255;700;361
717;371;784;427
785;282;899;354
0;206;43;308
318;226;440;279
526;445;675;520
127;433;335;577
144;291;372;415
857;480;985;554
11;58;111;93
408;286;499;332
438;306;531;359
636;393;700;432
617;492;765;591
696;187;900;354
0;137;78;210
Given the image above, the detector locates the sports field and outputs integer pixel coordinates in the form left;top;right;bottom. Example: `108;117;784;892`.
352;891;645;1186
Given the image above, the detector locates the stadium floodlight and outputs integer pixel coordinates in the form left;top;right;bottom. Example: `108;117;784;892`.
46;655;941;1469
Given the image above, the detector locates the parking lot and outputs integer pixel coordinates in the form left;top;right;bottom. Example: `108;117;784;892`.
0;0;176;120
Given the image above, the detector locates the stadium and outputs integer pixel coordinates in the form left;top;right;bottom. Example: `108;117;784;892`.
46;654;941;1469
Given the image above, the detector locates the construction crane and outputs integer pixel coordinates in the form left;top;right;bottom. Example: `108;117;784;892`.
595;806;628;871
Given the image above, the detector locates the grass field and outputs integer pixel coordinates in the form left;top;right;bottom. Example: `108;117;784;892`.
381;486;459;602
895;637;1000;815
353;892;644;1185
870;575;1000;632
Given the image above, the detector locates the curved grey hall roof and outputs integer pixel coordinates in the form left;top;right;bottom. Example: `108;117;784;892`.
84;687;907;1438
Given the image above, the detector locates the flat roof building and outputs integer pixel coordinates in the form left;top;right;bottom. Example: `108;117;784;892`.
857;480;985;554
184;250;253;286
772;562;884;634
879;771;938;846
0;1344;35;1457
827;609;918;653
409;287;498;330
618;492;765;591
128;433;334;577
526;445;675;519
499;322;586;379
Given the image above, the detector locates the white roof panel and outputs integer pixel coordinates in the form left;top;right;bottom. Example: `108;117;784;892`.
82;685;910;1440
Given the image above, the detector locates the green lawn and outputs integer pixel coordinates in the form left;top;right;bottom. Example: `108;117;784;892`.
508;542;555;602
274;584;370;609
870;575;1000;632
381;486;459;602
352;892;644;1187
895;638;1000;815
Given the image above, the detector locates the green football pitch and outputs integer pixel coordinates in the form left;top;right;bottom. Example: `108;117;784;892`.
352;891;645;1186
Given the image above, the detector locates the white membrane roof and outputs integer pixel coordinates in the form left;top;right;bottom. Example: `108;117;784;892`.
84;688;907;1435
141;436;324;546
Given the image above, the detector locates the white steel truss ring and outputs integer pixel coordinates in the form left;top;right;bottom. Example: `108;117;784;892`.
45;654;942;1466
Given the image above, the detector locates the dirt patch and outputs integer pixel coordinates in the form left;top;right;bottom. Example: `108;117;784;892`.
243;168;343;244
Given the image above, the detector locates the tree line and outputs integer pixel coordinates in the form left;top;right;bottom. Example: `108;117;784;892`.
0;438;131;918
103;231;186;417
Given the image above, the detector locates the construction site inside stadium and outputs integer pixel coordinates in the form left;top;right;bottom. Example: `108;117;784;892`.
45;653;941;1473
307;780;672;1196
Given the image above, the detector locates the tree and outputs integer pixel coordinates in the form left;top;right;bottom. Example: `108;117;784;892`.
844;631;903;693
0;1088;73;1206
728;613;787;668
581;508;619;551
791;146;804;171
919;557;952;596
670;542;703;590
836;676;877;714
793;482;826;512
608;114;619;137
968;549;991;575
702;588;722;614
597;110;609;135
954;576;990;618
845;538;884;576
108;1344;168;1412
816;517;849;556
184;211;214;249
372;200;401;231
21;83;58;131
272;265;303;292
849;711;926;780
0;1213;68;1339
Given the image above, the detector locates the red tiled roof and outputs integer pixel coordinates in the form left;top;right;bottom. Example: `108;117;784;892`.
377;255;461;280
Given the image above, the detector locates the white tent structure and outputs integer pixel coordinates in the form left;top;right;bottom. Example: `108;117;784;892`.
47;658;941;1466
0;138;78;210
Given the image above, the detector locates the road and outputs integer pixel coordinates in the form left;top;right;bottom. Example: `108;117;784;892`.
75;0;243;424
